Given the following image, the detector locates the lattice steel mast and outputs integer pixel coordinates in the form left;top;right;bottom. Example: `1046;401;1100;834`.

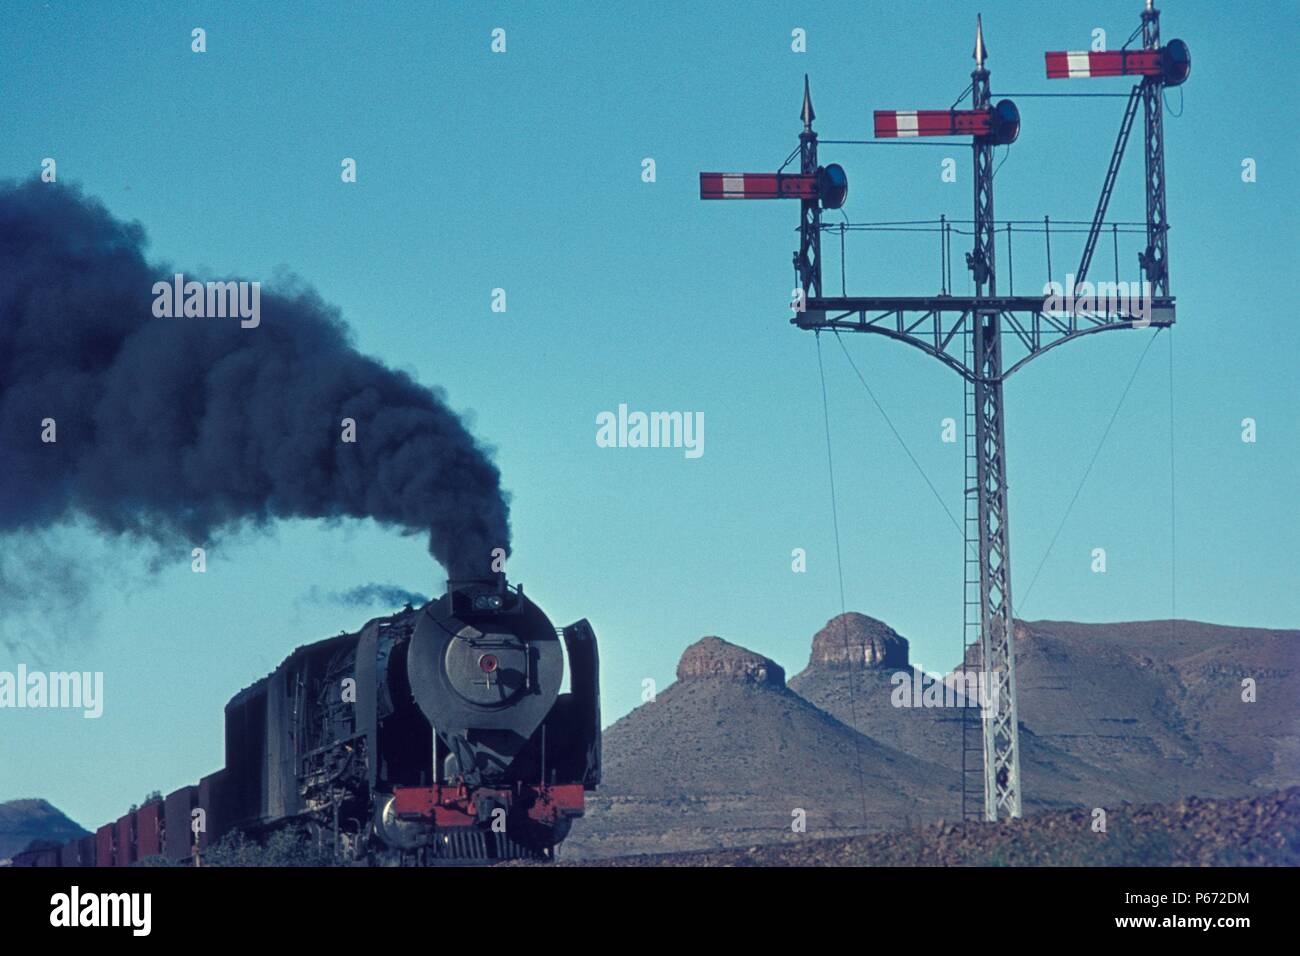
1141;0;1170;296
967;17;1022;820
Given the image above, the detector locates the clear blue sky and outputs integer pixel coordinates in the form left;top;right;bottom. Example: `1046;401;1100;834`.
1;1;1296;829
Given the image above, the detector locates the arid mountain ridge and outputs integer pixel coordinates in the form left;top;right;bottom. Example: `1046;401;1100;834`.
565;612;1299;859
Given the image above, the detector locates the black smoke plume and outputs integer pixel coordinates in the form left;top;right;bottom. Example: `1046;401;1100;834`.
307;583;430;609
0;179;510;582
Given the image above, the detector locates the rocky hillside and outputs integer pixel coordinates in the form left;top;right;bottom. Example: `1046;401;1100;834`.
1010;619;1300;795
565;635;956;859
790;613;1199;810
572;613;1298;860
562;786;1300;867
0;799;88;861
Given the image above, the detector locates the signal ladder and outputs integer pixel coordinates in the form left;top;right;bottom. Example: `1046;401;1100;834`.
960;332;985;822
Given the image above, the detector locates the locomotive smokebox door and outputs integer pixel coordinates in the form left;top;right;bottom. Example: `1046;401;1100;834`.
443;626;529;706
406;581;563;781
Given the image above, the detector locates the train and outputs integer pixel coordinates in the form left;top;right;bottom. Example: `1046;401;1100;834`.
10;577;600;866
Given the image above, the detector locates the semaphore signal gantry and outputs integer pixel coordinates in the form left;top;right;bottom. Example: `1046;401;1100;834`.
699;2;1189;822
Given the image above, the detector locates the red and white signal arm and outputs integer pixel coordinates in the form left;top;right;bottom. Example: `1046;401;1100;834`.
699;164;848;209
699;172;817;200
1045;39;1190;86
875;109;991;138
874;100;1019;145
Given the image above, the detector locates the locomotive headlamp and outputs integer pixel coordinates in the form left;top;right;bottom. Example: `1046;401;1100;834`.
473;594;504;611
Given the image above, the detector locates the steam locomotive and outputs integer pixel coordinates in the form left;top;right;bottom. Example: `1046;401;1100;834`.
15;578;600;866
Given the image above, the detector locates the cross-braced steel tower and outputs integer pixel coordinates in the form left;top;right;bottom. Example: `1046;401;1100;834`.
965;17;1023;821
1141;0;1170;297
700;3;1188;821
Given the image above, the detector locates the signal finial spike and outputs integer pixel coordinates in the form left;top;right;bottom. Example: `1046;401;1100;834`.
801;74;815;130
974;14;988;69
